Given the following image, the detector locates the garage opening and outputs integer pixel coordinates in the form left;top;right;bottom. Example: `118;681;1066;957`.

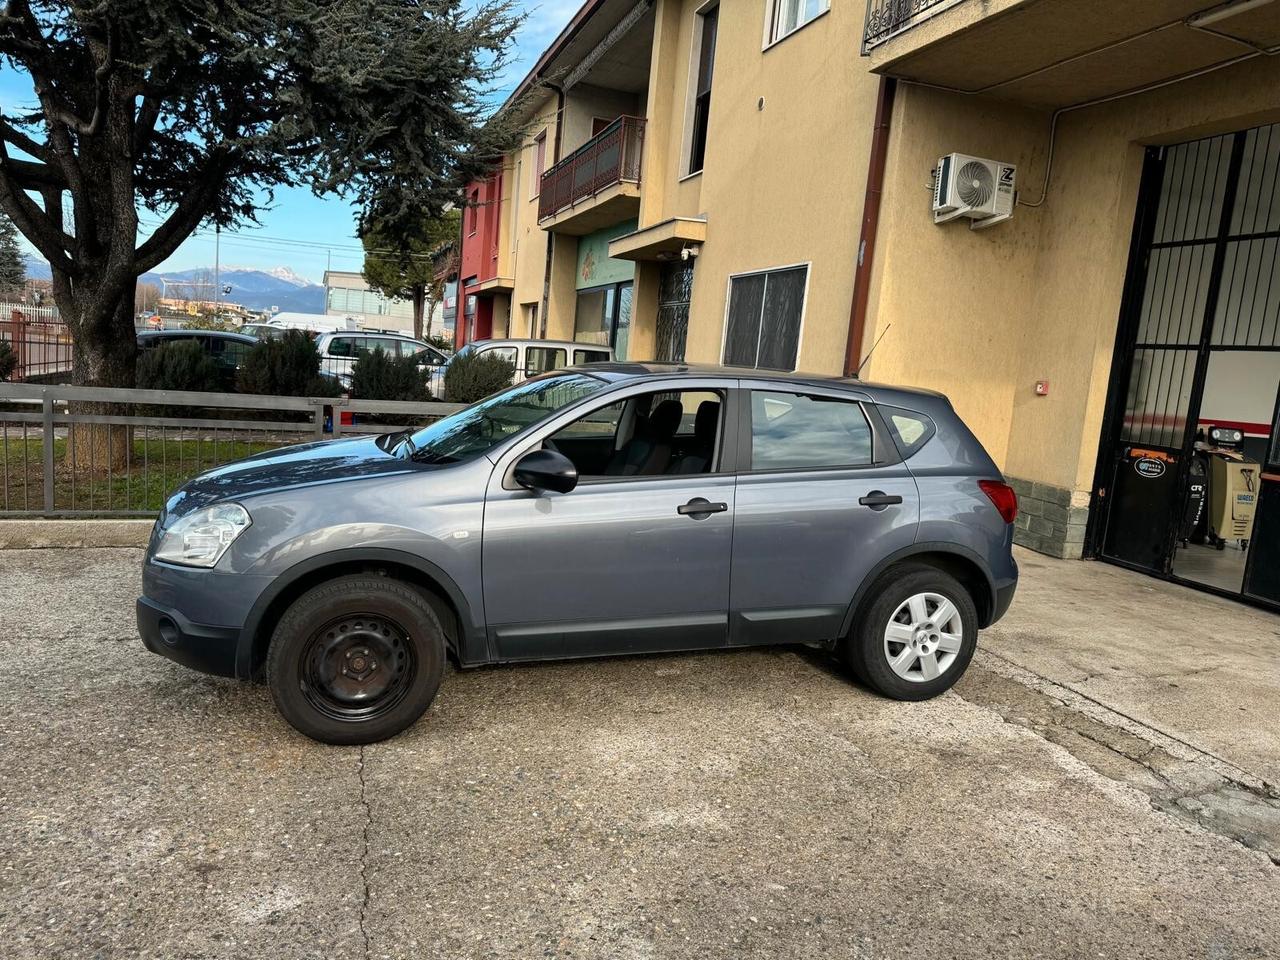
1093;122;1280;609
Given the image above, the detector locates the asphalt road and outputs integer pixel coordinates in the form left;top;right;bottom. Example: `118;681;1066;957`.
1;547;1277;960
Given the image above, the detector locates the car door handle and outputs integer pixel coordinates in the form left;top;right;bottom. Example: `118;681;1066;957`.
677;498;728;517
859;491;903;510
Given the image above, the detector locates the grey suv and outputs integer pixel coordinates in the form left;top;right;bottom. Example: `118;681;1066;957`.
137;364;1018;744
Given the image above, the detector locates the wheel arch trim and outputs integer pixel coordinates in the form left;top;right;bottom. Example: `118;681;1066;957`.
838;541;999;639
236;547;482;679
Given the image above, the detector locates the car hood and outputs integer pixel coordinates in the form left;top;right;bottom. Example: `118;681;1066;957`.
163;435;415;518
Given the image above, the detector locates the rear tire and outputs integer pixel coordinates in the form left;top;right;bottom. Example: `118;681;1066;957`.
843;564;978;701
267;575;445;745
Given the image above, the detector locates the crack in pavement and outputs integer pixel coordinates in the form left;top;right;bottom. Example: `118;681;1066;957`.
357;745;373;960
957;654;1280;867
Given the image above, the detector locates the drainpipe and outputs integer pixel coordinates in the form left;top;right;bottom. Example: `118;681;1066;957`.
843;76;897;378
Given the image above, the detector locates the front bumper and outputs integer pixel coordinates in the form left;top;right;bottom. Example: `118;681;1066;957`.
137;596;240;677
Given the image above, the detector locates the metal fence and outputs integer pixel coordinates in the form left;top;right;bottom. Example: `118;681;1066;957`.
0;383;463;517
538;116;646;222
862;0;966;52
0;303;72;382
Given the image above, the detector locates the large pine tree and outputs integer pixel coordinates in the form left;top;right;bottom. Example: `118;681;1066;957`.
0;0;522;389
0;212;24;297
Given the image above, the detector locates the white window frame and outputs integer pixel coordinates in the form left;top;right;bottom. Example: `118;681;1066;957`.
719;262;812;372
763;0;830;49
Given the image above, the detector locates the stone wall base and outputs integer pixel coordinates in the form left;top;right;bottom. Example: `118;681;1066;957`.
0;519;153;549
1007;477;1091;560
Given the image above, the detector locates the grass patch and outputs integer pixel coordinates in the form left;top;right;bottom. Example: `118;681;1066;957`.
0;434;283;514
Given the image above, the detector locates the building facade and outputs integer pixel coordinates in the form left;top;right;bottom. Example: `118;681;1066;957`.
323;269;447;337
457;0;1280;611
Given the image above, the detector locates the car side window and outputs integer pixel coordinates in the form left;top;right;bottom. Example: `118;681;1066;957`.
483;346;519;366
526;347;566;376
749;391;873;471
879;404;936;459
573;349;610;365
545;389;724;479
328;337;356;358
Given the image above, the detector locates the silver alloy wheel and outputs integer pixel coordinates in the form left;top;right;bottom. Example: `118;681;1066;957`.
883;592;964;683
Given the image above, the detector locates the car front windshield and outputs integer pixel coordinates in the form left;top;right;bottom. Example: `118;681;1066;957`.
404;373;606;465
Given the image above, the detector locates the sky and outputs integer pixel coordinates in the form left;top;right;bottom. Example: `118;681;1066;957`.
2;0;580;284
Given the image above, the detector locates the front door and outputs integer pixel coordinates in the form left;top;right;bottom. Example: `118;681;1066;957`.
729;387;920;646
481;382;737;660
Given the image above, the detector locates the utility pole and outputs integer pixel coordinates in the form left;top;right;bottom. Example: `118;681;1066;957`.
214;224;221;320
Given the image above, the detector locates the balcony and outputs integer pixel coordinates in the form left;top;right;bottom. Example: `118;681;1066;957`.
862;0;1280;110
862;0;967;53
538;116;645;235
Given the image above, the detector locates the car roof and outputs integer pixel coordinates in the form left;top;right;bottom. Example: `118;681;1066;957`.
558;361;947;404
137;329;257;344
467;339;612;350
321;330;428;342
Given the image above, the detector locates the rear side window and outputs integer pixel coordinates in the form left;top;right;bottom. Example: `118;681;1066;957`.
749;391;873;471
526;347;566;376
879;405;936;459
327;337;357;357
574;349;610;364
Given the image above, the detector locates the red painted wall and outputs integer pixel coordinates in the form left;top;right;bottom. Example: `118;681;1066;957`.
457;170;503;349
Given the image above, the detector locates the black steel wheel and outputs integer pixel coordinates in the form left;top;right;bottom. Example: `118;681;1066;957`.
268;575;445;744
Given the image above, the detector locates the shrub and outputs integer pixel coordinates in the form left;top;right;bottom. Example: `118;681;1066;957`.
237;329;339;396
444;349;516;404
136;340;223;392
423;332;454;355
350;347;430;402
0;339;15;381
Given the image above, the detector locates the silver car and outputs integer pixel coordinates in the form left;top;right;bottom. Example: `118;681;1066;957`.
137;364;1018;744
315;330;450;391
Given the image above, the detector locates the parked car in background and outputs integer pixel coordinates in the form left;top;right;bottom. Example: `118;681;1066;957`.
239;323;285;340
137;363;1019;745
315;331;449;391
434;339;613;399
136;329;258;391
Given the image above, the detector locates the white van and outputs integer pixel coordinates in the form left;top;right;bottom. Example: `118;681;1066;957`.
435;339;613;400
315;330;450;389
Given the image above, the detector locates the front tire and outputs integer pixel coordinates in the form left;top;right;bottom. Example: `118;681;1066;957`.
844;564;978;701
267;575;446;745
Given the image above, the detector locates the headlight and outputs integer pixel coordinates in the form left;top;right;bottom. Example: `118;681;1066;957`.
154;502;251;568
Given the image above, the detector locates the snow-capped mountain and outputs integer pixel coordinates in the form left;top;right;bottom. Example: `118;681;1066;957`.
24;256;326;313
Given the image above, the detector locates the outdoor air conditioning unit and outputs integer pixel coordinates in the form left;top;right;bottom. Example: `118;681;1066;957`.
933;153;1016;229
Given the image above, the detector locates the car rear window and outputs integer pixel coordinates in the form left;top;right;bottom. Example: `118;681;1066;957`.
879;405;936;459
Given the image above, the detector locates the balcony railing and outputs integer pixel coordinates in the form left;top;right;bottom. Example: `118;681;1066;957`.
538;116;645;223
863;0;965;52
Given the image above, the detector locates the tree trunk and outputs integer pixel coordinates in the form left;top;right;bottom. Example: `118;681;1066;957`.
412;285;426;342
65;282;138;473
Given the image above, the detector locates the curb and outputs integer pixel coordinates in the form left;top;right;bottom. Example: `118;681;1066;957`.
0;519;154;549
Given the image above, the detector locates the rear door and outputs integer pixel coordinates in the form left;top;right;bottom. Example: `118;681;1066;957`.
729;386;919;646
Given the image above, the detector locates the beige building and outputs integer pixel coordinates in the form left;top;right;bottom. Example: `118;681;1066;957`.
459;0;1280;610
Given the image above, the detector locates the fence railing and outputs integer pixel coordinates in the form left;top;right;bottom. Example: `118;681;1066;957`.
0;383;464;517
538;116;646;222
0;305;72;382
862;0;966;52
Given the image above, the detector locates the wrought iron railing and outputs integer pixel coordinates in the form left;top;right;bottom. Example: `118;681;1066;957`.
538;116;645;222
863;0;965;52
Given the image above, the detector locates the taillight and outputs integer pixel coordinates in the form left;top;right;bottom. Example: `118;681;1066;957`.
978;479;1018;524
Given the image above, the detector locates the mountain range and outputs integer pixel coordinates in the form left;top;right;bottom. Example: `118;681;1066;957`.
23;256;326;313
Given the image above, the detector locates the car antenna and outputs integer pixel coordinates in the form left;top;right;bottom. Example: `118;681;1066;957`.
855;323;891;378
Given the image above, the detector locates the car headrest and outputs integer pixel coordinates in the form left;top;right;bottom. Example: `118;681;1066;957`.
649;398;684;440
694;400;719;442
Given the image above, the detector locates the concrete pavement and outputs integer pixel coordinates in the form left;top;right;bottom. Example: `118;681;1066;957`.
0;547;1277;960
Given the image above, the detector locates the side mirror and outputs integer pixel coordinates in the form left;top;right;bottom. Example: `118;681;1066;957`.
513;449;578;494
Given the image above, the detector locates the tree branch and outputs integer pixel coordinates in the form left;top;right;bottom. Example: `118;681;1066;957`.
0;142;76;274
134;152;232;274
